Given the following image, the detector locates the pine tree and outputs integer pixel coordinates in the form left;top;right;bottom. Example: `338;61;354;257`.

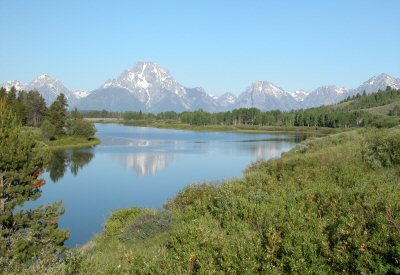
0;100;69;272
26;90;47;127
48;93;68;135
70;107;83;120
16;91;28;125
0;88;6;100
6;86;17;112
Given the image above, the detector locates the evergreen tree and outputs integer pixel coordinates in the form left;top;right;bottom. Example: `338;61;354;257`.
26;90;47;127
0;101;69;272
0;88;6;100
48;93;68;135
16;91;28;125
6;87;18;117
70;107;83;120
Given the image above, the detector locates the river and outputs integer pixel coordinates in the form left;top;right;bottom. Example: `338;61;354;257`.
25;123;305;247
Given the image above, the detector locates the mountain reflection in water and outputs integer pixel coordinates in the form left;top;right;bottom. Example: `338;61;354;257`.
117;152;175;176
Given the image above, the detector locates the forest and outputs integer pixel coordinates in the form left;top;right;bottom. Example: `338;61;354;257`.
0;86;96;142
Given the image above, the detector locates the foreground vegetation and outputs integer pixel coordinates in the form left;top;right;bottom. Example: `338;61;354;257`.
0;101;69;273
45;126;400;274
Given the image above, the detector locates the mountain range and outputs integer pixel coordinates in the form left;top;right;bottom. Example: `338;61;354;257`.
2;61;400;112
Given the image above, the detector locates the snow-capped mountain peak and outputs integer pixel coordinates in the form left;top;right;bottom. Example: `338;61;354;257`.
250;81;287;98
216;92;237;110
288;90;310;102
218;92;237;104
73;90;91;99
79;62;218;112
101;61;186;106
313;85;347;95
38;73;49;79
301;85;349;108
1;80;25;91
356;73;400;94
25;74;74;104
236;81;298;111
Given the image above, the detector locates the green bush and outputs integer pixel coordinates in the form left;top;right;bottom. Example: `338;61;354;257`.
104;208;149;237
363;129;400;168
66;119;96;138
369;115;399;128
40;119;57;140
121;211;176;241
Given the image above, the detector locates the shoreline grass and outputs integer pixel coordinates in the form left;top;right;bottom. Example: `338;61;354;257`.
46;137;101;150
87;117;350;135
36;136;101;150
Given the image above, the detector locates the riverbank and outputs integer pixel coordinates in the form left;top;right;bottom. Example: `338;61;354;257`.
51;126;400;274
27;127;101;150
40;136;101;150
87;118;349;135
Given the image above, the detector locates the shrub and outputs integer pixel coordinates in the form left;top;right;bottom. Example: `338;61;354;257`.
66;119;96;138
362;129;400;168
104;208;149;237
40;119;57;140
121;211;176;241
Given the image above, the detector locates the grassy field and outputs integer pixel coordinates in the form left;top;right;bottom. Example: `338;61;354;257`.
46;126;400;274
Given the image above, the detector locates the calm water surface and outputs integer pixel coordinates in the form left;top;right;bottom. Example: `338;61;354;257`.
26;123;305;247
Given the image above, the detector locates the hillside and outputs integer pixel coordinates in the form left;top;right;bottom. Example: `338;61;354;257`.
338;87;400;112
363;101;400;117
44;127;400;274
334;87;400;121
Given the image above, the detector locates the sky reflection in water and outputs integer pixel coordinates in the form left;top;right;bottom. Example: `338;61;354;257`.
25;123;305;247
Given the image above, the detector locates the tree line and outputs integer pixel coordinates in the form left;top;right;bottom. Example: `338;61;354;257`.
0;86;96;140
82;87;400;129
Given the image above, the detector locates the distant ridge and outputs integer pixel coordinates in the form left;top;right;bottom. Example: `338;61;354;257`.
2;62;400;112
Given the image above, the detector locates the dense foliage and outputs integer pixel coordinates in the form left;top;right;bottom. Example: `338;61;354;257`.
388;105;400;116
0;101;69;273
48;93;69;135
0;87;96;141
81;109;122;119
53;127;400;274
0;87;47;127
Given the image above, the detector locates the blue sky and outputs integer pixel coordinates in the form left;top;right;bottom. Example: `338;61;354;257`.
1;0;399;95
